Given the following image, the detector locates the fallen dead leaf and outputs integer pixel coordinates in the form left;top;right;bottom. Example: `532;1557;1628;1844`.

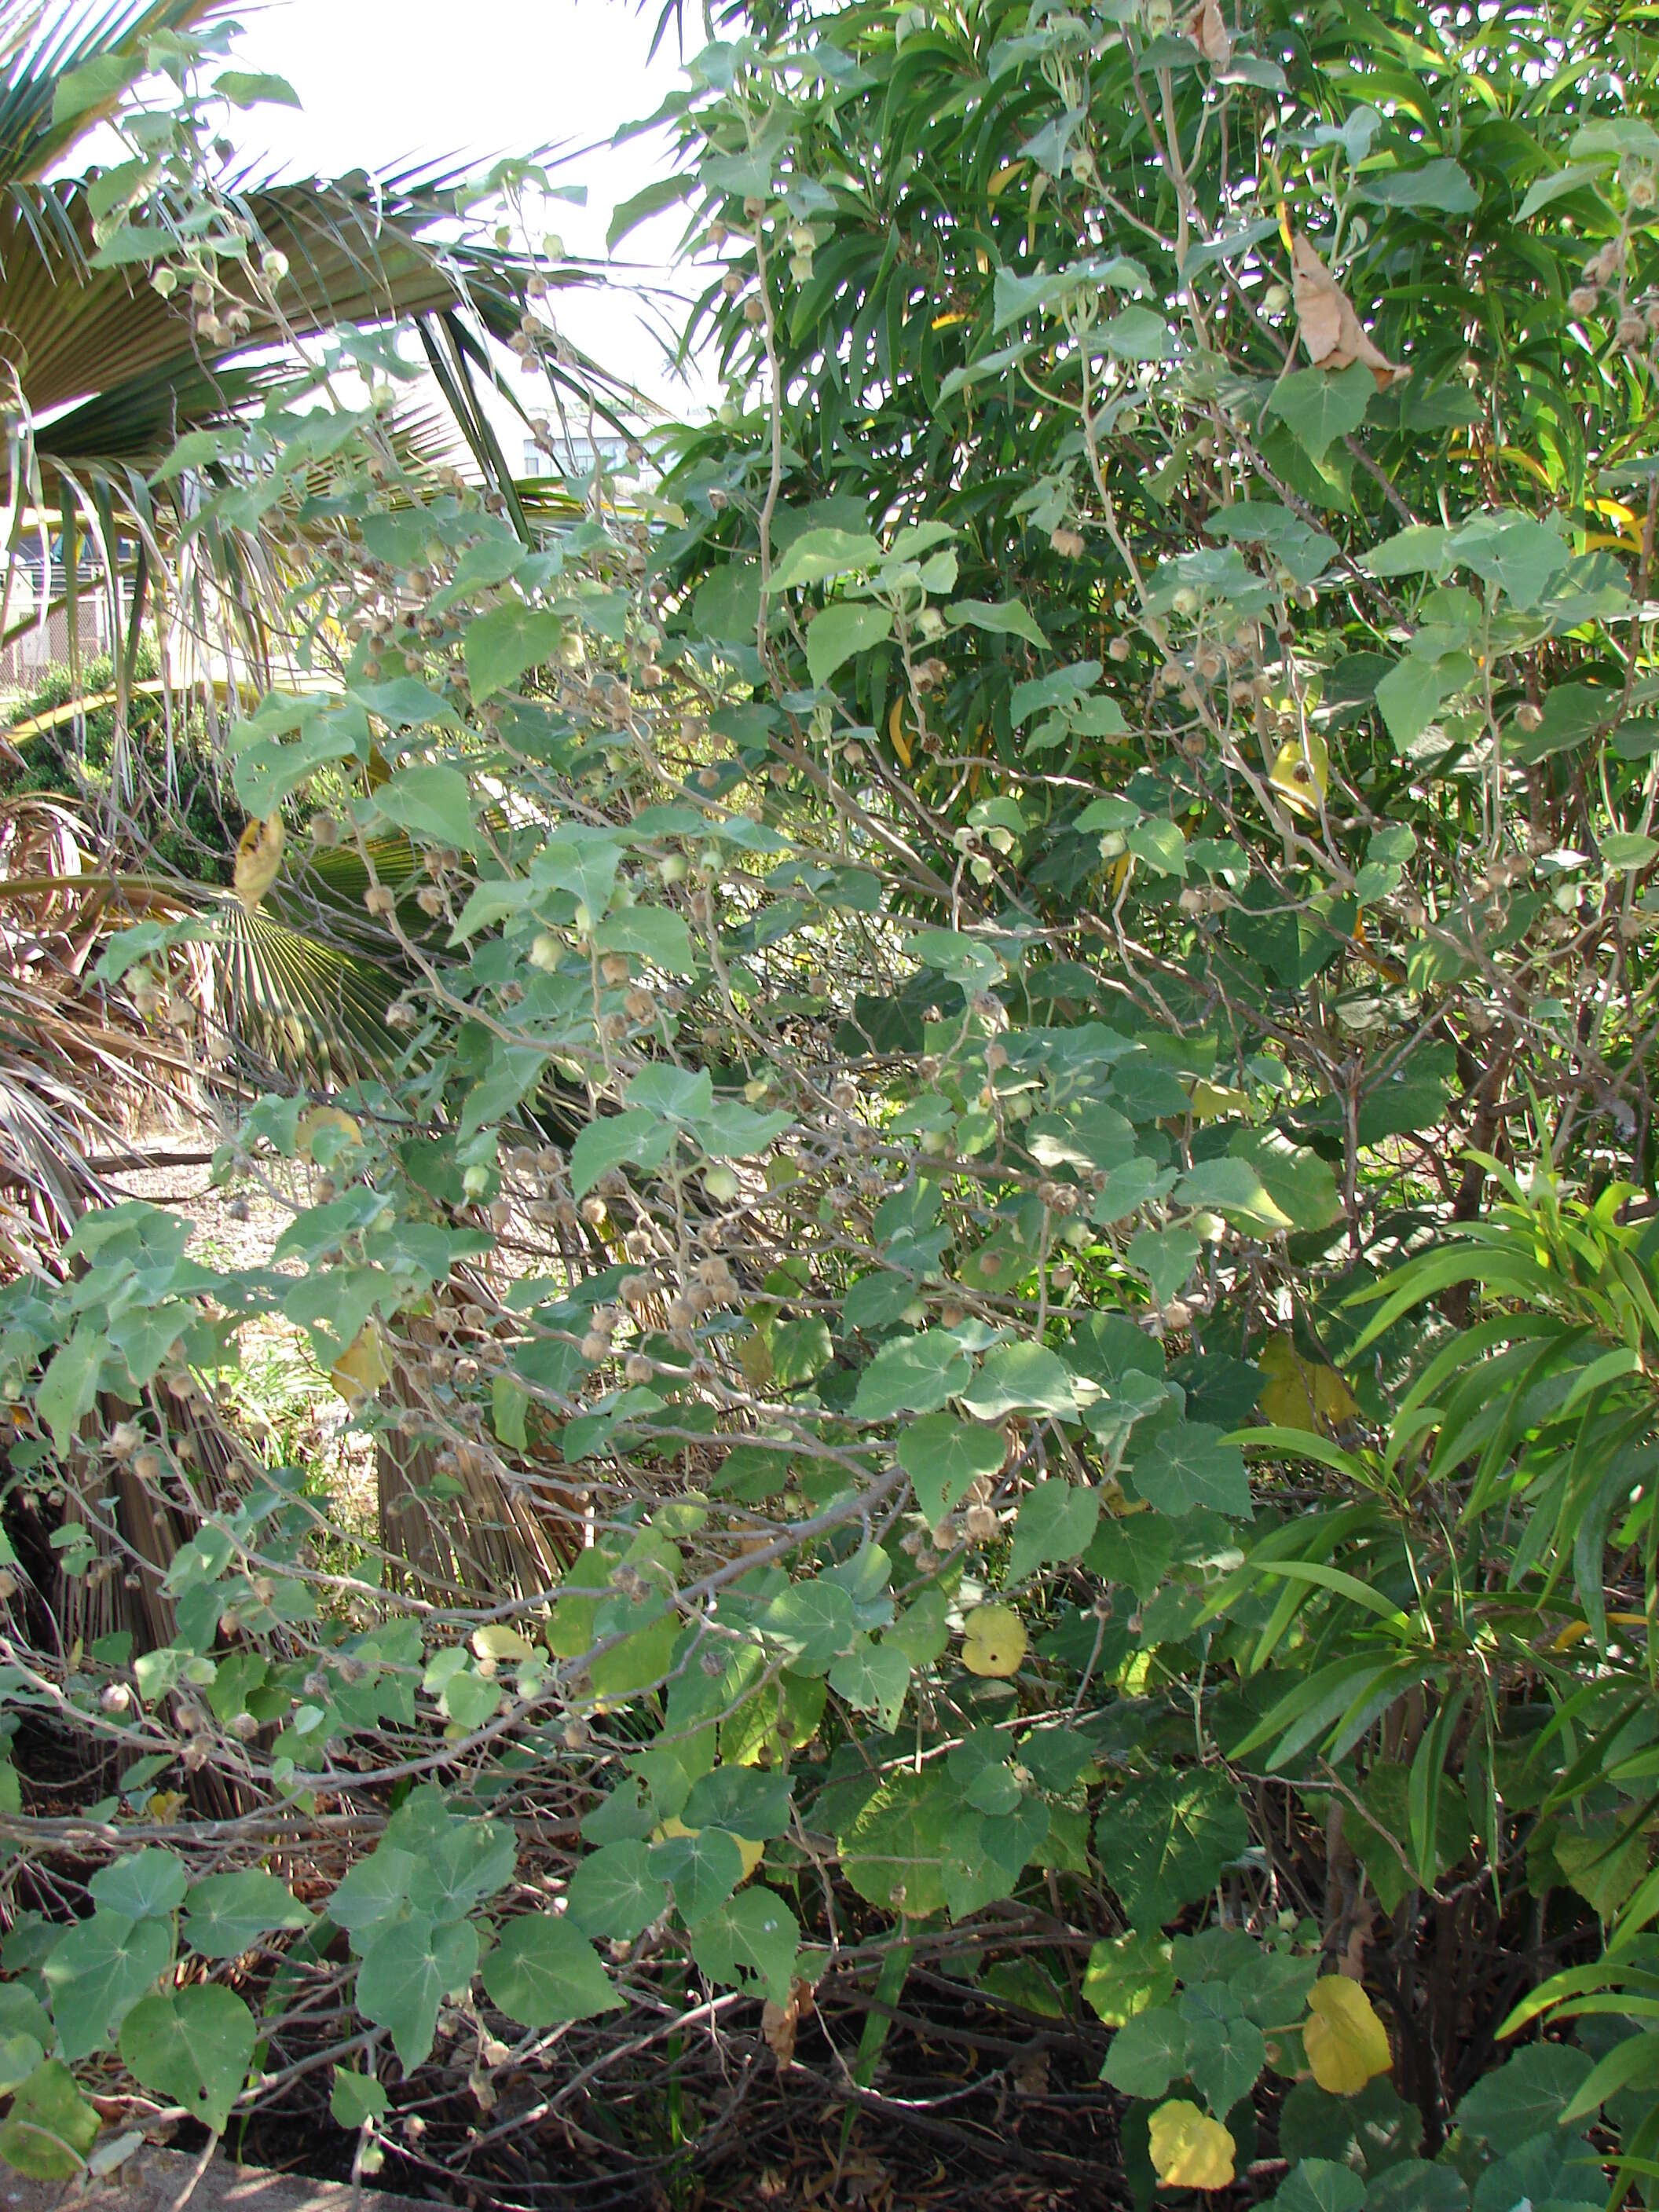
1291;233;1408;390
1010;2044;1049;2097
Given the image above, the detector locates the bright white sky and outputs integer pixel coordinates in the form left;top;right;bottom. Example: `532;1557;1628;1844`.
219;0;712;423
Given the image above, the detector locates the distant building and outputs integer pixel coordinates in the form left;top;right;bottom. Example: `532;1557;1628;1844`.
1;543;115;685
522;432;648;484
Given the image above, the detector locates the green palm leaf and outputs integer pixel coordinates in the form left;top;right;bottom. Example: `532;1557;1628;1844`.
211;894;405;1082
0;1;229;188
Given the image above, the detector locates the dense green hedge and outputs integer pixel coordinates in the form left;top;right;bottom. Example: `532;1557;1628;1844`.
2;0;1659;2203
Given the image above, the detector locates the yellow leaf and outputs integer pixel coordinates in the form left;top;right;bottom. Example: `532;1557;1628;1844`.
1496;443;1553;490
1551;1610;1647;1654
888;697;913;768
1303;1976;1391;2093
987;160;1027;198
1256;1335;1359;1434
233;813;285;910
1269;728;1329;818
650;1815;764;1881
147;1790;185;1823
737;1324;775;1389
1148;2100;1236;2190
472;1624;535;1663
961;1602;1027;1678
1584;529;1645;555
330;1322;391;1408
1187;1080;1251;1122
296;1106;362;1160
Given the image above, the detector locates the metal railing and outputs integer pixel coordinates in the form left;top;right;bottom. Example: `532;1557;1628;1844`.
0;564;115;687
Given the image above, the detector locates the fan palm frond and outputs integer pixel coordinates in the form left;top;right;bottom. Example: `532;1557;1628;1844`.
211;893;405;1082
0;1052;112;1265
0;786;408;1112
1;174;535;481
0;0;232;189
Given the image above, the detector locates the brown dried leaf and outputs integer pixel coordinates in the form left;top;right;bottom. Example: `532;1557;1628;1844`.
1290;233;1407;390
1010;2045;1050;2097
233;812;285;910
840;2150;889;2209
761;1992;800;2067
1183;0;1232;65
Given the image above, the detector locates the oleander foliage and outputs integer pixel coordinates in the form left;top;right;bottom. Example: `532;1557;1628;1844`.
2;0;1659;2203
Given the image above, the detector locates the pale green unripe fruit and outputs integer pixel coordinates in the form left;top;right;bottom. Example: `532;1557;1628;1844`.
704;1163;740;1203
659;854;689;884
463;1165;492;1199
529;933;560;971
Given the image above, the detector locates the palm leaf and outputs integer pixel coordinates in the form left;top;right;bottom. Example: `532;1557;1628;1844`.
0;0;231;188
211;894;405;1082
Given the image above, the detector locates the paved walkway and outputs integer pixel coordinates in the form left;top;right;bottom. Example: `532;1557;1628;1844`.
0;2145;438;2212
